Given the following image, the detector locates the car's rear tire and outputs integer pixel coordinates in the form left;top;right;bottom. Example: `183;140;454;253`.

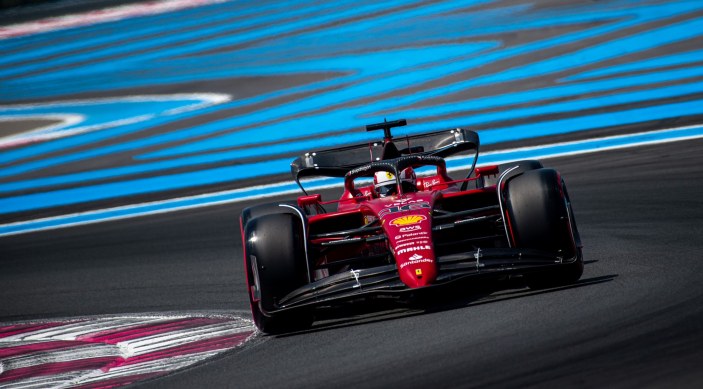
504;168;583;289
243;213;313;333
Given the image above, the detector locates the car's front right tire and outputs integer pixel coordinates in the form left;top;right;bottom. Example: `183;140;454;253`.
243;213;313;334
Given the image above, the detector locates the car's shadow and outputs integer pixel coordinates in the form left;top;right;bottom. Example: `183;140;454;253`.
274;273;618;337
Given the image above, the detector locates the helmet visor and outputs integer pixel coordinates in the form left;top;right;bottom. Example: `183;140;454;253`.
376;182;397;197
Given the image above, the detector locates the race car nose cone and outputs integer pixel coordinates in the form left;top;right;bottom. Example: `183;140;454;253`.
400;262;437;288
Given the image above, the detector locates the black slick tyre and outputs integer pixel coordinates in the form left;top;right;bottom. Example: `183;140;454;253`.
241;202;296;231
243;213;313;334
504;168;583;289
474;159;543;189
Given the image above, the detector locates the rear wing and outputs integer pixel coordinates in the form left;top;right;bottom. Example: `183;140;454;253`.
290;124;480;194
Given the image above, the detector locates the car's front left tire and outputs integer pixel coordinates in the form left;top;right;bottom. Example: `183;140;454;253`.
503;168;583;289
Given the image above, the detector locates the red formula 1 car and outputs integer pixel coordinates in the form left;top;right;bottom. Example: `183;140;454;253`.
240;119;583;333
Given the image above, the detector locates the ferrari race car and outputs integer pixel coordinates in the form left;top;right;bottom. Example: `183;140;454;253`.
240;119;583;333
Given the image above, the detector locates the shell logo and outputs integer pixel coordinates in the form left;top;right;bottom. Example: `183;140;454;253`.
390;215;427;226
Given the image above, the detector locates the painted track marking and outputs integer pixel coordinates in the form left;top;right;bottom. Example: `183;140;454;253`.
1;124;701;237
0;313;256;387
2;1;703;222
0;0;232;39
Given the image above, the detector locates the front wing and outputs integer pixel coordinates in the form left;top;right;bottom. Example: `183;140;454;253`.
264;248;578;314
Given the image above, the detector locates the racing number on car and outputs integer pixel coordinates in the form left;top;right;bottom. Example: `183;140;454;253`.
378;201;430;218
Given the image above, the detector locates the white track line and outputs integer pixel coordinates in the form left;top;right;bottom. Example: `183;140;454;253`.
1;124;702;237
0;93;230;149
0;0;231;39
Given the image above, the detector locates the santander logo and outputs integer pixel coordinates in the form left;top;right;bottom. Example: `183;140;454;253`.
399;252;433;269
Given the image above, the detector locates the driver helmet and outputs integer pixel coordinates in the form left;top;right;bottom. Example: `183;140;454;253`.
374;167;416;197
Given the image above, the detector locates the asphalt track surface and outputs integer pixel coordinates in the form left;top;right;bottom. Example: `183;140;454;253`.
1;138;702;388
2;0;703;387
